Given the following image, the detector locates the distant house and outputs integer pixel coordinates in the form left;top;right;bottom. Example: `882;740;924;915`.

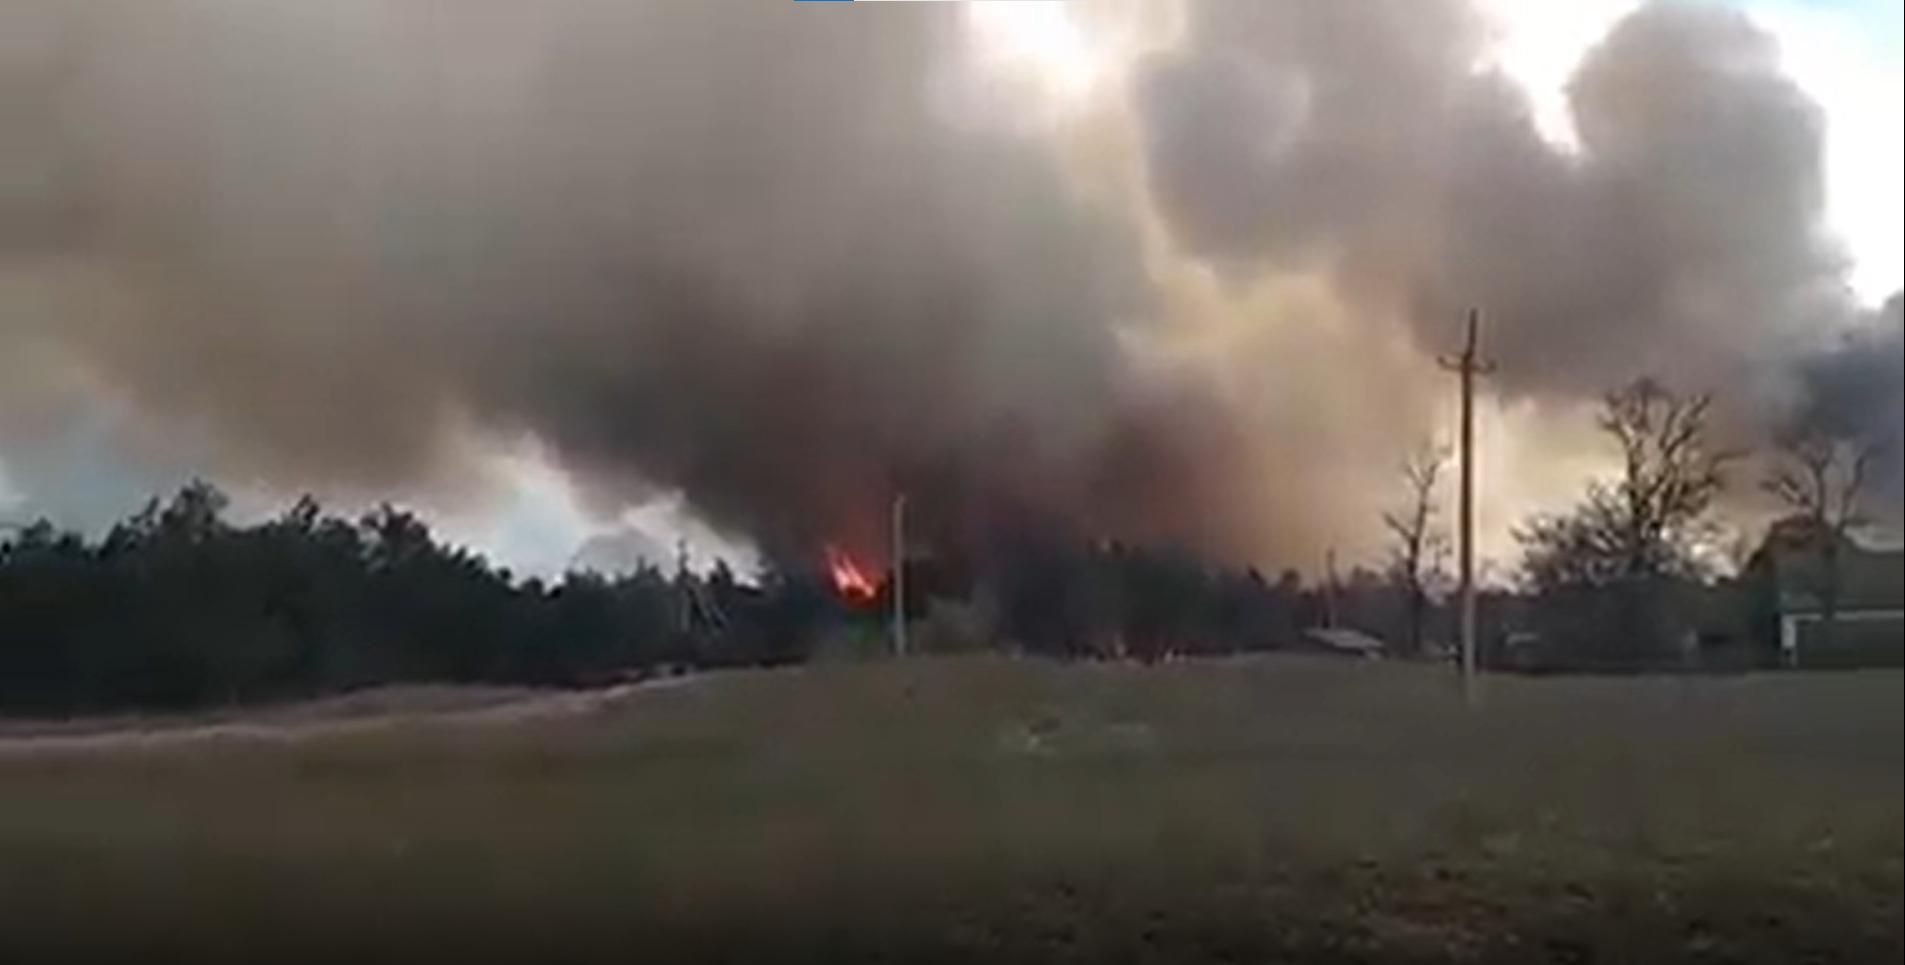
1746;518;1905;668
1300;627;1386;660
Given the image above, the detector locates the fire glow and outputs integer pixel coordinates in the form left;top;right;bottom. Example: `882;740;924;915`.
825;545;879;604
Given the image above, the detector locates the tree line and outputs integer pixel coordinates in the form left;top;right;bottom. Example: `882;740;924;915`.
1;483;1355;715
0;484;840;714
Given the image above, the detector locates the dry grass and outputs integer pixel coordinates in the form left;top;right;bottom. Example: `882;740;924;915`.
0;683;552;740
1;656;1899;963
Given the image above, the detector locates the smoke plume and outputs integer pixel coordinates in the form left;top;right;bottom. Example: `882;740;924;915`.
2;0;1898;570
2;0;1265;562
1137;1;1850;397
1132;0;1899;524
1792;294;1905;510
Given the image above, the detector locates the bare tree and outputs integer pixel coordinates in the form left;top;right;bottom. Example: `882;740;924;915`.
1595;377;1740;580
1382;444;1448;656
1517;377;1740;659
1763;429;1876;651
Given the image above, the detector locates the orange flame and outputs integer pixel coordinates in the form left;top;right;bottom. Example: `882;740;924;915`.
825;545;879;603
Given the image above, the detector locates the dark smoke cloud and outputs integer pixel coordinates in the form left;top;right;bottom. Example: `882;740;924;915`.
1793;294;1905;510
1136;0;1854;400
1;0;1259;562
3;0;1898;568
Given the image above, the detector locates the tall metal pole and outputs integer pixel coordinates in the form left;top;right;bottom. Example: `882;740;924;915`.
891;492;907;658
1439;310;1494;707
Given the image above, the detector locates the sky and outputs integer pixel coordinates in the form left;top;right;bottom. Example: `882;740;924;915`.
2;0;1900;579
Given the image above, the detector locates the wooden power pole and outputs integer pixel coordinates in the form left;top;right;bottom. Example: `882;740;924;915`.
891;492;908;658
1323;548;1339;628
1439;310;1494;707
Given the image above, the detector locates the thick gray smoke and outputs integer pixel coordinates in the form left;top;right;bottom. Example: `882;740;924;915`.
1;0;1256;562
1793;294;1905;509
1136;0;1855;399
1133;0;1902;526
2;0;1899;567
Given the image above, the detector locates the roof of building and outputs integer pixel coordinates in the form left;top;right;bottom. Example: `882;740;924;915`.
1302;627;1387;656
1752;518;1905;613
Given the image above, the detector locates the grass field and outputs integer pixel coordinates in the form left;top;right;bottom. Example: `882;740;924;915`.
2;656;1899;963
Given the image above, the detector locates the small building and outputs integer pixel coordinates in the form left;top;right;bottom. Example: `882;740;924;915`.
1747;518;1904;668
1300;627;1386;660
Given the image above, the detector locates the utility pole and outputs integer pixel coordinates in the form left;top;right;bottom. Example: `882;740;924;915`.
1438;310;1494;707
891;492;908;658
1323;548;1339;628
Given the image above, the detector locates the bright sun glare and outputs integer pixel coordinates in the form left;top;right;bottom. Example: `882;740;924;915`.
966;0;1107;103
